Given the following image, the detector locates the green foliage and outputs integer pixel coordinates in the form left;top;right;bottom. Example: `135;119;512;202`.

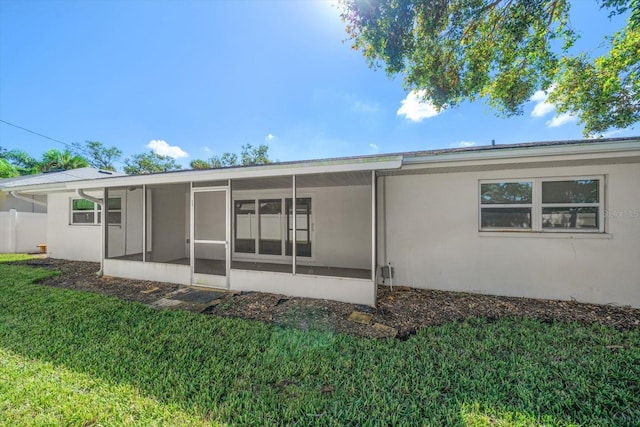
39;148;89;172
123;151;182;175
339;0;640;136
550;25;640;135
189;159;211;170
190;144;271;170
0;148;89;174
2;149;40;175
0;258;638;426
0;158;19;178
71;140;122;171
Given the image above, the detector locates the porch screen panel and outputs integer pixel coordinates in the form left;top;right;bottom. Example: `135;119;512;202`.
194;242;226;275
286;197;311;257
234;200;256;253
193;190;227;277
194;191;226;242
259;199;282;255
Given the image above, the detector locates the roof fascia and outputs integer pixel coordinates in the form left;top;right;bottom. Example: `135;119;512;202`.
65;156;403;190
401;140;640;169
0;182;75;194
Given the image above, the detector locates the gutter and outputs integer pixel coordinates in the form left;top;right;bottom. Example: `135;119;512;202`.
401;140;640;166
63;157;404;190
76;189;103;205
7;191;48;207
75;189;105;277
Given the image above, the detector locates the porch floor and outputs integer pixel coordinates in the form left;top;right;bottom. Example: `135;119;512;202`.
108;254;371;279
190;259;370;279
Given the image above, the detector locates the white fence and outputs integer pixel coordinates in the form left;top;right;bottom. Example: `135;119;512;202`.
0;210;47;253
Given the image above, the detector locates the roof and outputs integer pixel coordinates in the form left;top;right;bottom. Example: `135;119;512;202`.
0;167;125;190
3;136;639;193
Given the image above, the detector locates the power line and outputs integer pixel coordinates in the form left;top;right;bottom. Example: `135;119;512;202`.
0;119;72;148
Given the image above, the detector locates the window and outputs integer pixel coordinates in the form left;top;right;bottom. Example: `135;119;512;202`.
541;180;599;230
479;177;603;232
480;182;532;229
233;196;313;257
70;197;121;225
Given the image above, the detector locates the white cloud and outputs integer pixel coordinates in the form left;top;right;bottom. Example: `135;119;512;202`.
265;134;276;141
202;146;212;153
369;143;379;153
529;86;578;128
530;90;555;117
454;141;477;148
546;112;578;127
600;129;624;138
529;90;548;102
397;90;441;122
146;140;188;158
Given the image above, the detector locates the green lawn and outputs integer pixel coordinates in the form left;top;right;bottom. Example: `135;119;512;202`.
0;255;638;426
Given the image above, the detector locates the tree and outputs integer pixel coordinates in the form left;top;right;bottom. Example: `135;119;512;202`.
190;144;271;170
339;0;639;136
39;149;89;172
123;151;182;175
2;149;40;175
239;143;271;166
0;158;19;178
189;159;211;170
71;141;122;171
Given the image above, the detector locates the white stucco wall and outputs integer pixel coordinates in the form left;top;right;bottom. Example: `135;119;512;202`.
47;191;102;262
379;162;640;307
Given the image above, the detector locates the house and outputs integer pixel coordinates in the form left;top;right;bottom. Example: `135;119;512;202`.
1;137;639;308
0;168;124;253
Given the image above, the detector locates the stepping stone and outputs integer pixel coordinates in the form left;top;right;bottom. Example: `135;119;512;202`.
141;286;160;295
150;298;183;308
170;290;226;304
348;311;373;324
373;322;398;338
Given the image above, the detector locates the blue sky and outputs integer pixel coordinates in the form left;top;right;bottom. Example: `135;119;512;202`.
0;0;636;169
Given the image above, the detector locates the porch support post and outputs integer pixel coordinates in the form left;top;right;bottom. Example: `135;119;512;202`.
189;182;194;282
371;170;377;300
142;184;146;263
292;175;296;275
226;179;231;285
101;187;107;275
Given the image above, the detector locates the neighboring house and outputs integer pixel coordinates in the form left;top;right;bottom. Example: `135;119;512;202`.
0;168;124;253
1;138;638;308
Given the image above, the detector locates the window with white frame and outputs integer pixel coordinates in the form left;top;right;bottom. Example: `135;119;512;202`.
70;197;121;225
480;177;603;232
233;196;313;257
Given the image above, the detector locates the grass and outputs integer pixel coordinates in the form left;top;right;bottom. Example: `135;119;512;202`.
0;254;638;426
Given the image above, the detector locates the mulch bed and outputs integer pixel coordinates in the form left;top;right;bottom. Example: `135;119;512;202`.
14;258;640;338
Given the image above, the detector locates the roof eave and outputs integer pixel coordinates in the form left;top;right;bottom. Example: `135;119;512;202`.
401;139;640;167
64;156;404;190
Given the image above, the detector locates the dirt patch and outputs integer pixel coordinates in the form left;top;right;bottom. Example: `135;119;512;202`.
16;258;180;304
14;258;640;338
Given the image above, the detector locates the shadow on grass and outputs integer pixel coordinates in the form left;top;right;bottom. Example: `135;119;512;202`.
0;261;639;426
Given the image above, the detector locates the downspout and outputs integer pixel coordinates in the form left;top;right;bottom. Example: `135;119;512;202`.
76;189;105;277
76;189;103;206
7;191;48;207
